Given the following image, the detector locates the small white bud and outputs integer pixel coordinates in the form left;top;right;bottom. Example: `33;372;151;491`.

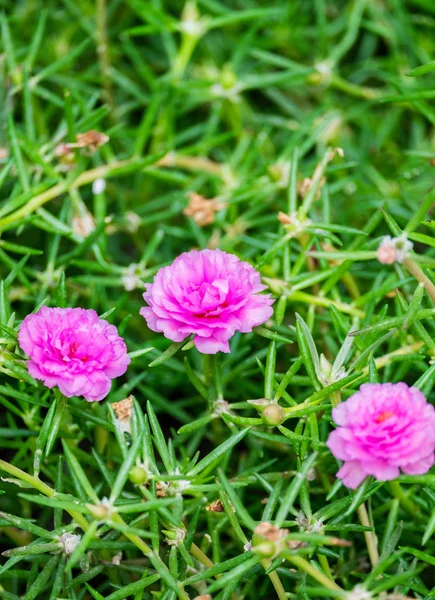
346;586;372;600
125;211;141;233
92;178;106;195
122;263;146;291
59;533;81;555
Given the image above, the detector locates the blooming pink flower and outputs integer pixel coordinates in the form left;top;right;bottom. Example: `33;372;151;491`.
140;249;274;354
327;382;435;488
18;306;130;402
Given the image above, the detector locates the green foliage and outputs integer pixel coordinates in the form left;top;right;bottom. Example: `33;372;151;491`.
2;0;435;598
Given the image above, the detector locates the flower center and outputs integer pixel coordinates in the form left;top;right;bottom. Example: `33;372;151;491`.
68;341;88;362
188;279;229;315
374;411;395;423
69;342;78;356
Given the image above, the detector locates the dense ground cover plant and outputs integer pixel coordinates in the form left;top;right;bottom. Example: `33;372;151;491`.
2;0;435;598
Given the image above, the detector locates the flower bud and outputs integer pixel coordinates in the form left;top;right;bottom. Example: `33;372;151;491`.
252;541;276;558
162;527;186;546
87;498;113;520
59;533;81;555
261;403;285;426
128;465;148;485
247;398;270;413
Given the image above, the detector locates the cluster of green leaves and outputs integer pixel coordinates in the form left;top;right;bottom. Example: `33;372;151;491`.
2;0;435;598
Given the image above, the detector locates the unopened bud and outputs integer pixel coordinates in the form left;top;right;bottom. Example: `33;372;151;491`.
87;497;113;520
59;533;81;555
129;465;148;485
247;398;270;413
261;403;285;426
376;234;413;265
163;527;186;546
252;541;276;558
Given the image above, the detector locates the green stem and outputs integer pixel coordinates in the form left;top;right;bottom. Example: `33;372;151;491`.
403;256;435;305
331;391;341;407
330;73;382;100
261;559;287;600
0;462;187;599
0;459;90;531
110;513;188;600
190;544;240;600
356;503;379;567
0;154;224;229
190;543;214;569
173;33;200;79
318;554;333;580
283;553;343;591
203;354;218;410
96;0;114;108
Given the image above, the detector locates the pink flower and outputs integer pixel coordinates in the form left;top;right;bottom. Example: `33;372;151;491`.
327;383;435;488
140;249;274;354
18;306;130;402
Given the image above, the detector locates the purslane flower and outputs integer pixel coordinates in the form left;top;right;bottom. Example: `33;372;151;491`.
140;249;274;354
327;382;435;488
18;306;130;402
376;234;413;265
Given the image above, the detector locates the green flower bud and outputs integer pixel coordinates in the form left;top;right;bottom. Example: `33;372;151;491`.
128;465;148;485
252;541;276;558
261;403;285;426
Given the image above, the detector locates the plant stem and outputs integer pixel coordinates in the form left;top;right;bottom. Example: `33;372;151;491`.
283;553;343;591
110;513;189;600
96;0;114;108
403;256;435;304
190;543;214;569
203;354;218;410
318;554;333;580
0;461;188;600
261;559;287;600
361;341;424;375
0;459;90;531
403;256;435;305
190;543;240;600
356;503;379;567
331;391;341;407
0;154;224;229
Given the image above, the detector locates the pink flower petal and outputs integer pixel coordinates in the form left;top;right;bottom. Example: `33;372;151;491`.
140;249;274;354
327;382;435;487
336;461;367;489
19;306;130;402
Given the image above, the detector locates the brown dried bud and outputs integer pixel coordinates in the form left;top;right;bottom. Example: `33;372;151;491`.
184;192;226;227
111;396;134;435
277;211;292;225
329;537;352;547
297;176;326;200
156;483;167;498
254;522;288;543
74;130;109;151
54;143;73;158
112;396;134;421
71;211;96;238
206;499;224;513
